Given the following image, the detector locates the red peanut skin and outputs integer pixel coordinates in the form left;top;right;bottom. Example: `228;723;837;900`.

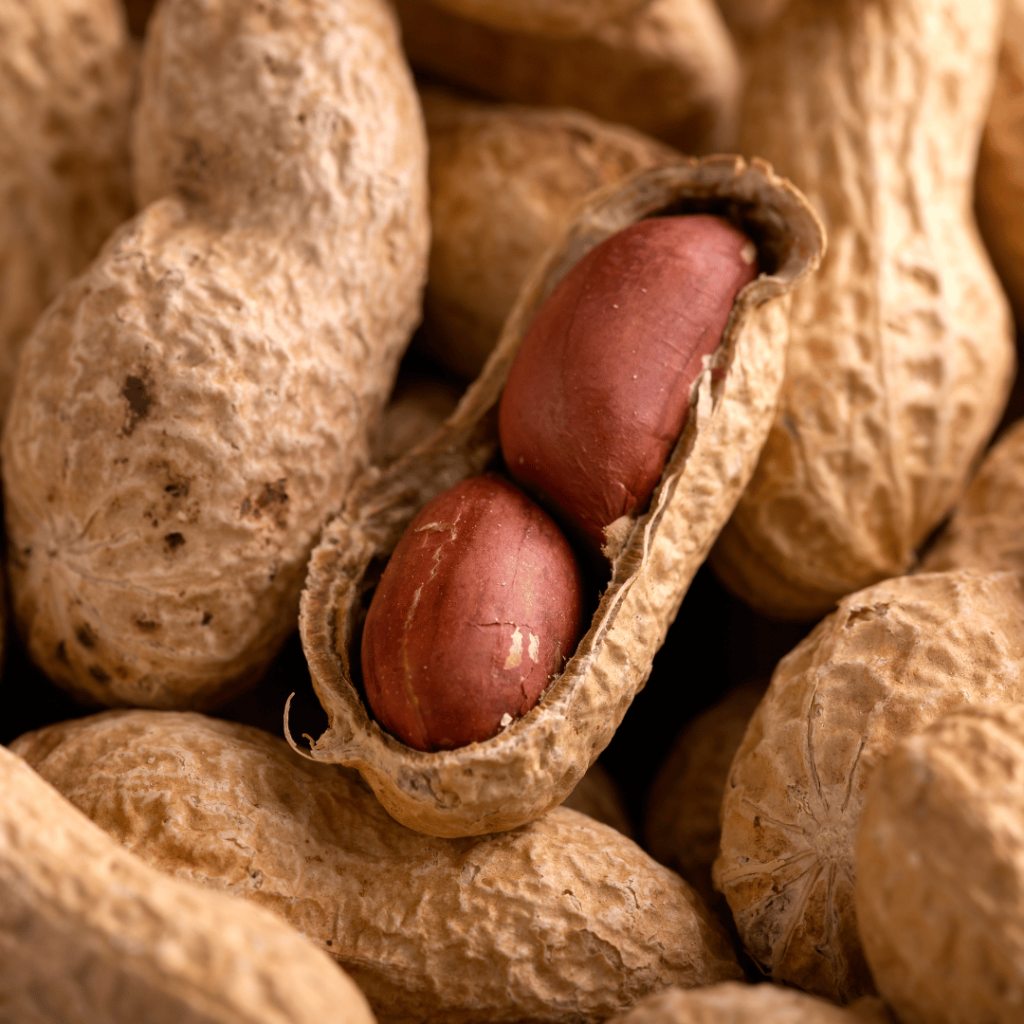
360;473;585;751
498;215;758;552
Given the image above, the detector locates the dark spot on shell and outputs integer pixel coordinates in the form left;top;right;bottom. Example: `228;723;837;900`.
240;479;289;528
164;532;185;550
76;623;98;649
122;373;152;435
89;665;112;684
326;939;333;947
55;641;68;664
135;616;159;632
165;481;189;498
201;612;213;626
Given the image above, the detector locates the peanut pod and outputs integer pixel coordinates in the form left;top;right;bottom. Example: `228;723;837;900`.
714;569;1024;1001
299;156;824;838
12;709;744;1024
1;0;429;710
0;742;375;1024
711;0;1014;620
0;0;134;425
392;0;740;154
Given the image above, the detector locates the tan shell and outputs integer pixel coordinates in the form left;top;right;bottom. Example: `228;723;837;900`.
856;703;1024;1024
11;709;744;1024
712;0;791;36
645;679;766;905
393;0;741;154
0;742;376;1024
425;0;649;35
419;87;678;380
922;418;1024;574
711;0;1015;621
604;983;896;1024
368;374;462;468
1;0;429;710
976;0;1024;328
298;156;825;838
0;0;134;427
714;569;1024;1001
562;760;635;837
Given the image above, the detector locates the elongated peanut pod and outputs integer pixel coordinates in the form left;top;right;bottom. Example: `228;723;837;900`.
0;0;134;426
711;0;1014;620
12;710;744;1024
714;570;1024;1001
420;88;678;380
393;0;741;153
1;0;429;709
0;743;376;1024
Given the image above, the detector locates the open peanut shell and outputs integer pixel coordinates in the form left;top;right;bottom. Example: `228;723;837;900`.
295;156;825;837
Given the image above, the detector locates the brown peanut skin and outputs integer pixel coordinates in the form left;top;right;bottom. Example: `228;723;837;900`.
361;472;586;750
499;215;757;552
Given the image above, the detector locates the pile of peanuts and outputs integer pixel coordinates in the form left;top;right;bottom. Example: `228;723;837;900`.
2;0;1023;1022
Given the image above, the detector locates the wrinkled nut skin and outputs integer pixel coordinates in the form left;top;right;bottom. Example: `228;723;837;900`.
1;0;429;709
362;473;585;751
0;744;376;1024
0;0;134;426
12;710;745;1024
714;570;1024;1003
499;215;757;553
420;88;678;380
604;983;896;1024
856;704;1024;1024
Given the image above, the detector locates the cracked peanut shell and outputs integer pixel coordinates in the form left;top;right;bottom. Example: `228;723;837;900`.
1;0;429;710
711;0;1015;620
856;703;1024;1024
714;569;1024;1002
0;742;375;1024
0;0;135;426
298;156;825;838
11;709;743;1024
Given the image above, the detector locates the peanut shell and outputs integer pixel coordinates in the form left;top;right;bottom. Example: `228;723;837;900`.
711;0;1015;620
425;0;648;35
299;156;825;838
12;709;744;1024
393;0;740;154
856;703;1024;1024
420;88;677;380
604;983;896;1024
0;742;376;1024
714;569;1024;1001
1;0;429;710
922;417;1024;574
563;760;635;837
0;0;134;426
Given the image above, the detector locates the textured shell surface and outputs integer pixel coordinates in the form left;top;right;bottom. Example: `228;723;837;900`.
604;982;896;1024
0;0;134;426
298;156;825;838
976;0;1024;327
923;417;1024;575
0;742;376;1024
712;0;1015;620
425;0;650;35
1;0;429;710
420;87;678;380
11;709;743;1024
856;703;1024;1024
714;569;1024;1002
392;0;740;154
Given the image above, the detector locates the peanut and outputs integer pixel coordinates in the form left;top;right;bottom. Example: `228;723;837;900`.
419;87;677;380
1;0;429;710
710;0;1014;620
11;709;745;1024
714;569;1024;1001
499;214;758;553
856;703;1024;1024
0;0;134;425
563;760;635;837
299;157;824;837
0;742;376;1024
360;473;585;751
392;0;741;154
976;0;1024;329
